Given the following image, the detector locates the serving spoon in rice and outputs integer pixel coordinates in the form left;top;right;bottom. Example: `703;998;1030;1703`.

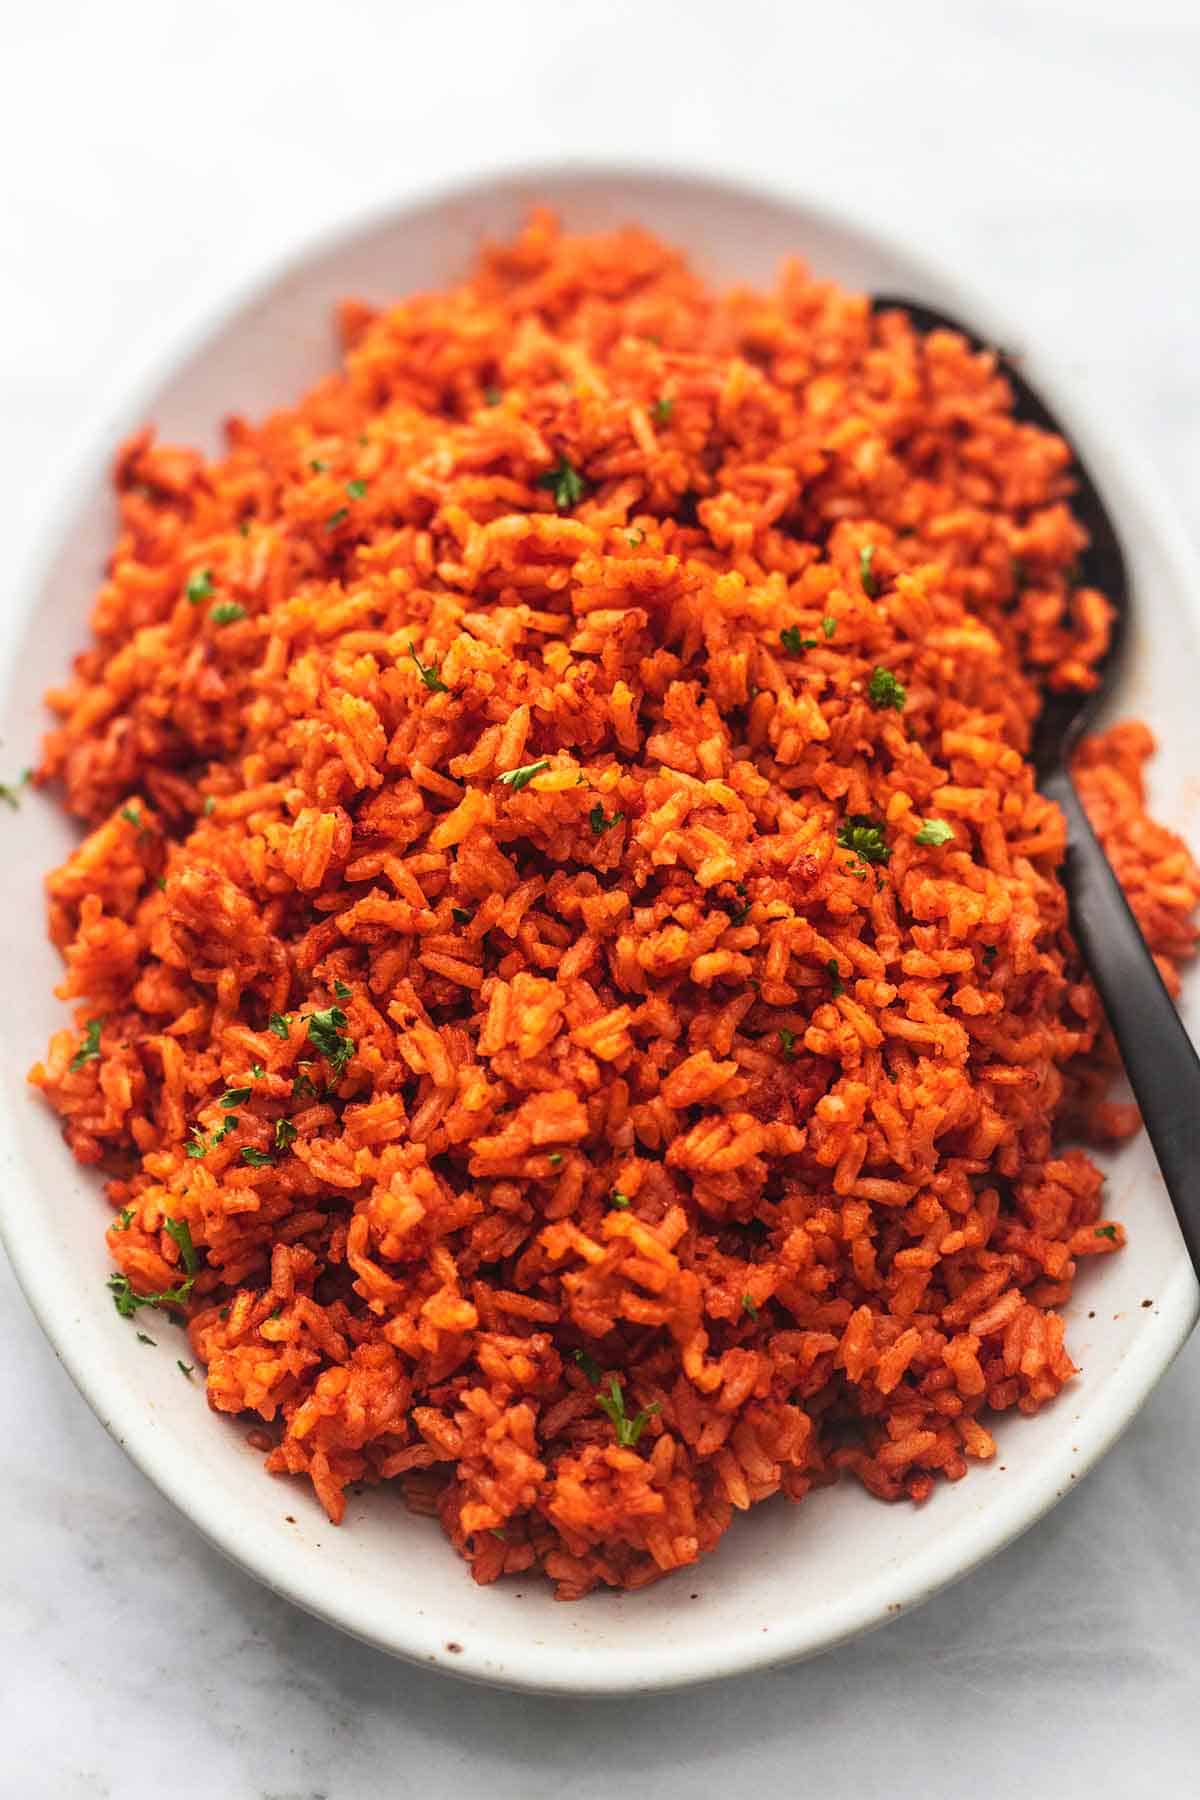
875;297;1200;1274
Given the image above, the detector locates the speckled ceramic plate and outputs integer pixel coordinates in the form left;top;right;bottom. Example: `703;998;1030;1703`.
1;163;1196;1694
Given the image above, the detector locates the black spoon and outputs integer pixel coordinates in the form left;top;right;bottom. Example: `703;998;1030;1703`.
873;295;1200;1276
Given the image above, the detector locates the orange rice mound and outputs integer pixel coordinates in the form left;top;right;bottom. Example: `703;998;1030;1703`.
29;213;1200;1598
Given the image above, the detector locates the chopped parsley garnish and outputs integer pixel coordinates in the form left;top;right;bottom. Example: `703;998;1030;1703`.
651;396;673;425
451;906;473;925
220;1087;251;1109
241;1148;274;1167
202;795;216;816
867;666;906;711
573;1348;603;1385
821;616;837;639
407;642;449;693
120;802;148;834
114;1207;135;1231
915;818;954;847
309;457;329;472
981;945;998;964
589;802;625;835
547;1151;563;1168
177;1361;195;1378
836;815;891;865
780;625;817;655
1095;1225;1118;1241
726;882;750;926
610;1192;631;1210
69;1017;103;1072
108;1272;194;1317
778;1028;796;1059
536;455;587;511
826;958;845;998
305;1005;355;1075
345;479;367;500
498;759;550;792
741;1294;759;1321
137;1332;156;1346
0;767;32;809
155;875;167;891
162;1215;198;1274
483;386;503;406
626;527;645;547
860;544;879;597
274;1118;298;1151
325;506;349;531
268;1013;292;1039
292;1072;319;1101
185;1116;237;1159
333;980;352;1000
185;569;214;604
249;1063;265;1079
596;1376;660;1449
210;602;246;626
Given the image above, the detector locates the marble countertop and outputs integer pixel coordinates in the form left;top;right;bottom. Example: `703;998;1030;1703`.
2;1;1198;1793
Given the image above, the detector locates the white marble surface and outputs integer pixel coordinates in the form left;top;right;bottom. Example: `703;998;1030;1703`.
2;1;1198;1793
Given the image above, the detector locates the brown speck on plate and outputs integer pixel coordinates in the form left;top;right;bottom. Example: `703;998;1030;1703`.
1088;1310;1096;1319
284;1514;297;1524
1142;1298;1154;1308
445;1641;463;1654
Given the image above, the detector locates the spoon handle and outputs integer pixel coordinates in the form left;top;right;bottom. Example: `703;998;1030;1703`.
1042;763;1200;1272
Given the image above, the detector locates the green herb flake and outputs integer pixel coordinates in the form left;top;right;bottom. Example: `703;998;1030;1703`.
536;455;587;511
162;1215;199;1274
202;795;216;816
107;1271;194;1318
483;386;503;407
860;544;879;598
333;980;352;1000
274;1118;298;1152
220;1087;252;1109
136;1332;156;1346
982;945;998;964
451;906;473;925
309;457;330;473
114;1207;135;1232
547;1151;564;1169
826;958;845;998
155;875;167;891
595;1376;660;1449
249;1063;265;1080
915;818;954;847
177;1360;195;1379
0;767;32;809
185;569;215;605
741;1294;759;1322
407;641;450;694
210;602;247;626
241;1148;274;1168
120;802;148;834
589;801;625;835
610;1192;631;1210
305;1005;355;1075
821;616;837;639
836;815;891;866
325;506;349;531
867;666;907;711
69;1017;104;1073
498;759;550;792
1095;1224;1118;1241
780;625;817;655
345;479;367;500
292;1072;319;1102
268;1013;292;1040
778;1028;796;1059
573;1348;603;1385
651;396;673;426
626;527;645;547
